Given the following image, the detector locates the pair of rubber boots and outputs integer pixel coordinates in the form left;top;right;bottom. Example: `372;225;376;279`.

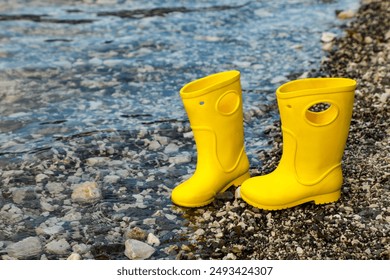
171;70;356;210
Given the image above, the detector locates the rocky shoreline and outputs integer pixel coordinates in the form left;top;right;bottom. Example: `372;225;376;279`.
0;0;388;260
176;0;390;260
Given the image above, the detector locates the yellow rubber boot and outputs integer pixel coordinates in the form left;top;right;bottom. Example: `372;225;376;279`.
241;78;356;210
171;70;250;207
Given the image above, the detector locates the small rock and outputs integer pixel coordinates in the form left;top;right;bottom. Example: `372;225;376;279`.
143;218;156;225
202;211;212;220
62;210;82;221
35;174;49;183
169;153;192;164
194;229;205;236
1;170;23;178
71;181;102;203
297;247;304;255
124;227;147;241
164;143;179;154
183;131;194;138
321;32;336;43
6;237;42;259
40;200;56;212
86;157;110;166
270;75;287;84
0;203;24;222
72;244;89;255
223;253;237;260
45;238;71;255
235;187;241;199
322;42;333;52
147;233;161;246
45;182;65;194
67;252;81;260
165;214;176;221
124;239;155;260
104;175;120;184
155;135;169;145
364;36;373;44
12;187;36;204
36;224;64;236
148;140;161;151
337;10;356;20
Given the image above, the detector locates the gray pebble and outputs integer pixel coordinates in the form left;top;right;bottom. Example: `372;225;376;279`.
45;238;71;255
6;237;42;259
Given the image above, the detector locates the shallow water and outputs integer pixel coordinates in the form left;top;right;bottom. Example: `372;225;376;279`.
0;0;359;259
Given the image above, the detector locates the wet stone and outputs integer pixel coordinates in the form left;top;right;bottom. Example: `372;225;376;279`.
124;239;155;260
6;237;42;259
45;239;71;255
124;227;147;241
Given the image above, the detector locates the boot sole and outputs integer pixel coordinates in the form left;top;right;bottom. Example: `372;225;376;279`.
241;189;341;211
172;171;250;208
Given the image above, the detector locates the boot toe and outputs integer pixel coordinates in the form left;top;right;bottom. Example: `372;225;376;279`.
171;182;214;207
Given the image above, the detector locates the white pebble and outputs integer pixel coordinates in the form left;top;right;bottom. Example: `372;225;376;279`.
104;175;120;184
124;239;155;260
86;157;110;166
147;233;161;246
67;252;81;260
35;174;49;183
321;32;336;43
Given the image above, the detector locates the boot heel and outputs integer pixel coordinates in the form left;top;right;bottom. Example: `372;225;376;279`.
231;171;251;187
313;190;341;205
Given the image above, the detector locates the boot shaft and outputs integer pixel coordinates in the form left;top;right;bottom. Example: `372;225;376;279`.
179;70;247;173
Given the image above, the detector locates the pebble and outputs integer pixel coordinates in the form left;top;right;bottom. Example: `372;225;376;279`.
6;237;42;259
35;174;49;183
337;10;356;20
321;32;336;43
164;143;179;154
143;218;156;225
45;182;65;194
147;233;161;246
67;252;81;260
104;175;120;184
235;187;241;199
124;239;155;260
148;140;161;151
36;224;64;236
124;227;147;241
12;187;35;204
0;203;24;222
72;244;89;255
45;238;71;255
86;157;110;166
71;181;102;203
270;75;287;84
169;153;192;164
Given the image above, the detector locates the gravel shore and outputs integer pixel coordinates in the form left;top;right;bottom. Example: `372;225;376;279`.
0;0;388;260
177;0;389;260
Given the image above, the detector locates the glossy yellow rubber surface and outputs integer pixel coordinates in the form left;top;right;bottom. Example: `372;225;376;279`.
241;77;356;210
171;70;250;207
